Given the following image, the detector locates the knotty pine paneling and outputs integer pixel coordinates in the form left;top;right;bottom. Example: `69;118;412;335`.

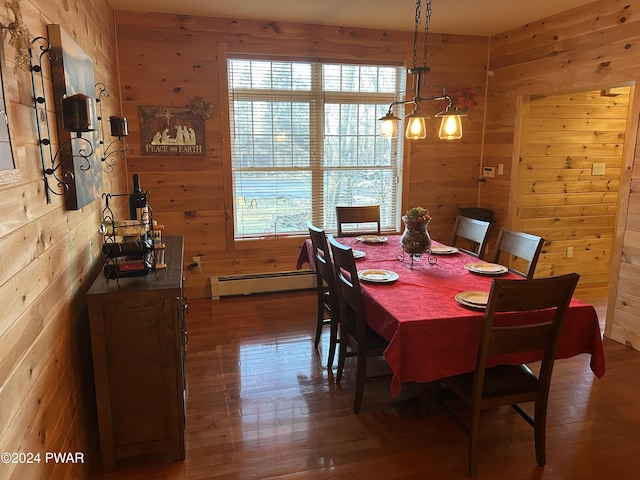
114;11;489;299
607;128;640;348
514;88;629;282
0;1;127;478
482;0;640;349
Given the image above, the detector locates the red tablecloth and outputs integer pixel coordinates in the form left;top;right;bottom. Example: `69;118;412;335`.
297;235;606;396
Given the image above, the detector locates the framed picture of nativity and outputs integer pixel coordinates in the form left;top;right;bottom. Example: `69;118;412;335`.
138;106;205;156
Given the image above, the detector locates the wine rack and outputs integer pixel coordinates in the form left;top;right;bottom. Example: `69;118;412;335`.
100;192;159;281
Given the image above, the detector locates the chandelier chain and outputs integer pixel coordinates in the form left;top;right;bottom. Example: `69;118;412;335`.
423;0;431;67
412;0;421;68
412;0;432;68
379;0;463;140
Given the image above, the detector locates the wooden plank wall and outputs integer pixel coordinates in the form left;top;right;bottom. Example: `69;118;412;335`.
0;0;127;478
517;88;629;283
113;11;489;299
606;102;640;348
481;0;640;346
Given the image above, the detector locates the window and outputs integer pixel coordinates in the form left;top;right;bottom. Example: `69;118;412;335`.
228;58;404;239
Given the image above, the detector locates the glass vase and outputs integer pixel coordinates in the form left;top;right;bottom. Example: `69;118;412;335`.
401;215;432;254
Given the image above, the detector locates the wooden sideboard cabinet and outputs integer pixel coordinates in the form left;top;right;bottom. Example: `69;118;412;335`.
87;235;186;471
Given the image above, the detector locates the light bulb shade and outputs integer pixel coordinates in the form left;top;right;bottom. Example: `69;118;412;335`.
379;110;400;138
437;113;463;140
405;115;427;140
380;118;398;138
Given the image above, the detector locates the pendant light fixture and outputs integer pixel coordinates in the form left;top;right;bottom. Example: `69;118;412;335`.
379;0;464;140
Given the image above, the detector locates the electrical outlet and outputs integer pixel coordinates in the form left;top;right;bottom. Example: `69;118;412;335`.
192;256;201;266
591;163;606;175
566;247;573;258
497;164;504;176
483;166;496;178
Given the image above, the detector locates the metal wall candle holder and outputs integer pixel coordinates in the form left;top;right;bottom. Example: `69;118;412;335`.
29;36;95;203
95;83;128;173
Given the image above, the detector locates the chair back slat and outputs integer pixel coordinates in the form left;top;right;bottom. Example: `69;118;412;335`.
308;222;334;289
492;228;544;279
487;323;554;356
336;205;381;237
451;215;491;259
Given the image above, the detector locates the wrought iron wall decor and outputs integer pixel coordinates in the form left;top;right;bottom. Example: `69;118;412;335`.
29;35;95;204
95;82;128;173
29;25;101;208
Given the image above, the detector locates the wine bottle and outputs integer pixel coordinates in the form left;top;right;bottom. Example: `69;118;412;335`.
103;258;153;280
128;174;146;220
99;220;151;237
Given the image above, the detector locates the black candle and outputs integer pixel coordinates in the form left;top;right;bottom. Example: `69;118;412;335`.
62;93;93;132
109;116;128;137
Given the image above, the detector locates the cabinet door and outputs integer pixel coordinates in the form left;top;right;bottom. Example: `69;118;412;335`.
93;296;184;462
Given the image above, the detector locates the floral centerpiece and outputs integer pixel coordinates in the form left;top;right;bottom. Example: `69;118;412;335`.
405;206;431;222
401;206;432;254
438;87;478;112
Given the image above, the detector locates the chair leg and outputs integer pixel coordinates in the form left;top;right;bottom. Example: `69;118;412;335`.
468;408;481;478
353;350;368;413
534;399;548;466
327;316;338;369
314;294;324;348
336;329;347;383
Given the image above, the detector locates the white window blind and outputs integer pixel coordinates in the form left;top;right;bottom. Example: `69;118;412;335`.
228;58;404;239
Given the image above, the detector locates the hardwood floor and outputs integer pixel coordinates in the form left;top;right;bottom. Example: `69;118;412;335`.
89;287;640;480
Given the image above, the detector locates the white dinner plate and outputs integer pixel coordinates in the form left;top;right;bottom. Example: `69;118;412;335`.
464;262;508;275
430;245;459;255
455;291;489;309
356;235;388;244
358;269;399;283
352;249;366;259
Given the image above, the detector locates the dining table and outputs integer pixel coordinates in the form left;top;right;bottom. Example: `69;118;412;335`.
296;234;606;396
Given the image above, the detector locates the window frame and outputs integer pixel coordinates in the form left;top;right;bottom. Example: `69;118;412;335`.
226;53;405;242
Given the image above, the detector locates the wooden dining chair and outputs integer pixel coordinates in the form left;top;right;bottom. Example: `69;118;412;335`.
492;228;544;279
435;272;580;478
307;222;339;368
328;235;390;413
450;215;491;259
335;205;381;237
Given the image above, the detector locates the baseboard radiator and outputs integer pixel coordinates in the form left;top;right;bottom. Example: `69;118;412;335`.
210;270;316;299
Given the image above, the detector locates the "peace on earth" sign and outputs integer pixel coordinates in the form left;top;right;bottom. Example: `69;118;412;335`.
139;106;205;156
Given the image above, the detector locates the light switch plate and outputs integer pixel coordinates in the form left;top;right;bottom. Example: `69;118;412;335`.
592;163;606;175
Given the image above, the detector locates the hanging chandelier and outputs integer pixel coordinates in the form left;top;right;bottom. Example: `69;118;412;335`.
379;0;464;140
